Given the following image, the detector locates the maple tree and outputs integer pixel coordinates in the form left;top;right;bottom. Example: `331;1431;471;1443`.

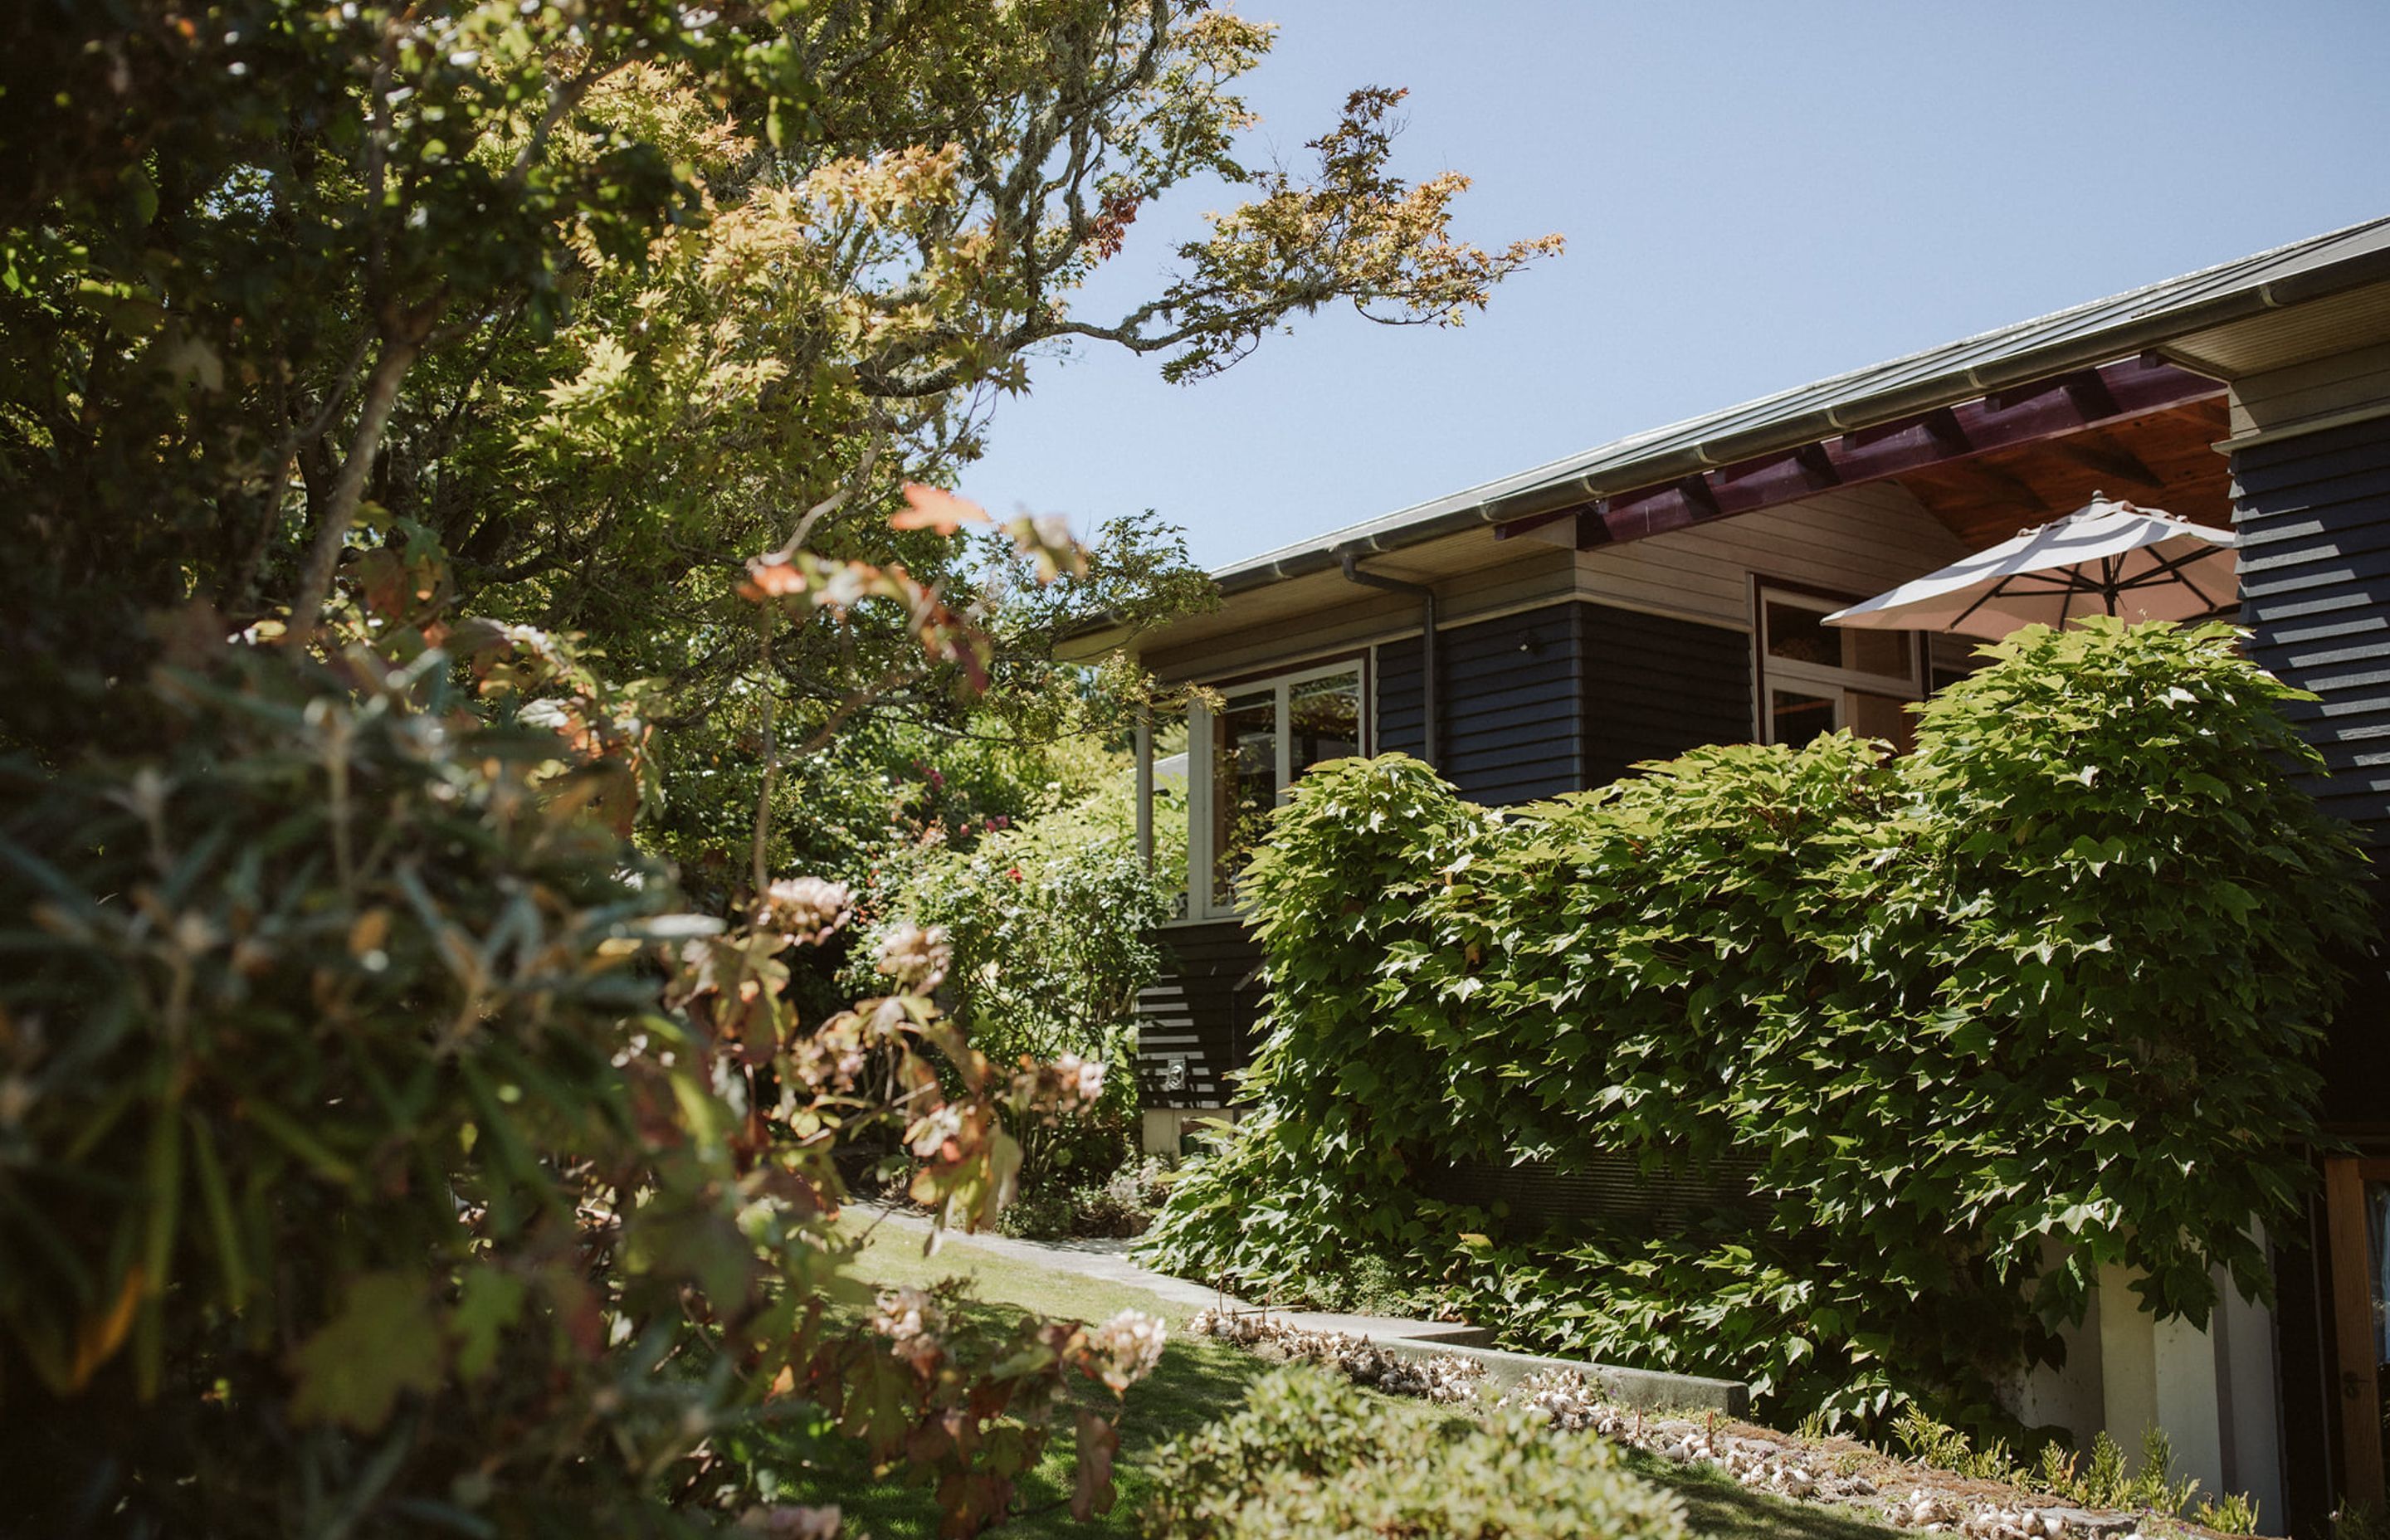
0;2;1554;1533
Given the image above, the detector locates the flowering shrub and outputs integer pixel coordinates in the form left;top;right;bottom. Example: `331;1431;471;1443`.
0;641;1163;1534
1141;1364;1690;1540
1144;621;2371;1432
864;770;1177;1204
999;1155;1178;1240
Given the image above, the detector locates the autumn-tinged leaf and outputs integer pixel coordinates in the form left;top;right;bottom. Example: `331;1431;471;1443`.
1070;1408;1119;1520
891;483;989;534
739;558;808;602
289;1272;445;1431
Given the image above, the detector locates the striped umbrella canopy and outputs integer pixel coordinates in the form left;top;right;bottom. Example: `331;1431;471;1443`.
1824;495;2237;640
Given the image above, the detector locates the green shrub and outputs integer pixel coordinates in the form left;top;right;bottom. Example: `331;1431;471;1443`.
0;642;1149;1535
863;771;1174;1191
997;1156;1175;1240
1141;1364;1690;1540
1144;621;2369;1431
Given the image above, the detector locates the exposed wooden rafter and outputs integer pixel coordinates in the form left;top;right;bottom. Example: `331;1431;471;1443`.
1490;355;2223;549
2051;432;2168;490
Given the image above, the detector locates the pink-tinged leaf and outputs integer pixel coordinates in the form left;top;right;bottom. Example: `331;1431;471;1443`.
891;484;991;534
1071;1409;1120;1520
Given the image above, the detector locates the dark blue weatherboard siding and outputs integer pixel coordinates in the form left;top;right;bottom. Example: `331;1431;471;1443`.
1580;604;1752;786
1149;600;1760;1112
1378;605;1586;805
1133;919;1264;1110
2232;412;2390;1133
2234;415;2390;836
1377;601;1753;807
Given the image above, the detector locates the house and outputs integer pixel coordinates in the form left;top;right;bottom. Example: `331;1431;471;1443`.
1064;213;2390;1533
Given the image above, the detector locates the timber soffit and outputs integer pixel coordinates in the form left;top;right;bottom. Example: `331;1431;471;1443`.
1208;213;2390;596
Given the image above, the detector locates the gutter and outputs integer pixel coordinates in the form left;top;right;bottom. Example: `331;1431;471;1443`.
1341;554;1437;769
1206;241;2390;598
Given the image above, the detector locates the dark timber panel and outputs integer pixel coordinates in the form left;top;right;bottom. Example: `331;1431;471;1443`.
2235;415;2390;836
1580;604;1753;784
1422;1153;1766;1238
1378;605;1585;806
1134;920;1264;1110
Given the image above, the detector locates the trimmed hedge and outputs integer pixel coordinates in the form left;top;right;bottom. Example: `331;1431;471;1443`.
1140;621;2371;1430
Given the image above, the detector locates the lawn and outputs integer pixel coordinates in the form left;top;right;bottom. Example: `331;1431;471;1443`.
758;1214;1896;1540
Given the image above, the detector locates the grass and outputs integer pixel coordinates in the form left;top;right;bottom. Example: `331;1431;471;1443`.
1634;1450;1903;1540
750;1214;1267;1538
754;1214;1896;1540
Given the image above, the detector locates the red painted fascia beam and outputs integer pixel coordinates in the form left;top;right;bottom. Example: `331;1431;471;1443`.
1491;356;2222;550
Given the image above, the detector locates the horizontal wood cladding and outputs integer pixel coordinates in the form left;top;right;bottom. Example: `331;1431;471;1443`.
1134;920;1265;1110
1378;604;1584;805
2230;340;2390;438
1581;604;1753;784
2234;411;2390;836
1421;1153;1766;1238
1376;600;1754;807
1573;481;1968;631
1139;544;1575;685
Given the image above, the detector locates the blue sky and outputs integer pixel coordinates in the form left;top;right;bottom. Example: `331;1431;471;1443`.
958;2;2390;572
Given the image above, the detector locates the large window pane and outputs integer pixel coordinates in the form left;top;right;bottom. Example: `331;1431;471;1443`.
1769;688;1836;748
1211;690;1277;904
1289;671;1362;777
1767;595;1914;685
1847;690;1916;753
1764;598;1840;669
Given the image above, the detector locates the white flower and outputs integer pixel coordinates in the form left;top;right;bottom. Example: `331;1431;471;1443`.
763;876;853;945
1055;1052;1106;1111
875;920;952;991
1079;1308;1167;1392
871;1286;944;1372
905;1103;965;1157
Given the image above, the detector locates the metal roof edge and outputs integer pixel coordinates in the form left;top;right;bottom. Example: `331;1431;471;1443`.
1202;217;2390;594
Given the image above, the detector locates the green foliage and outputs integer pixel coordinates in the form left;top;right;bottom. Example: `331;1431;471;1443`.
0;2;1546;879
1144;621;2368;1431
0;640;1154;1534
997;1158;1178;1242
871;765;1178;1070
2194;1492;2264;1537
0;5;1560;1534
866;760;1180;1195
1140;1364;1690;1540
1895;1413;2238;1523
1893;1408;2017;1484
0;644;723;1530
2027;1429;2203;1518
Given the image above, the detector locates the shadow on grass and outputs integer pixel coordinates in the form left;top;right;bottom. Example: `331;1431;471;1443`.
755;1297;1271;1540
1630;1449;1900;1540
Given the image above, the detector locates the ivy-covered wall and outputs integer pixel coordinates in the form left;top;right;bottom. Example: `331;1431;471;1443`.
1140;621;2372;1433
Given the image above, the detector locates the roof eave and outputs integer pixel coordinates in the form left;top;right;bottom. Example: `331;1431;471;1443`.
1205;236;2390;596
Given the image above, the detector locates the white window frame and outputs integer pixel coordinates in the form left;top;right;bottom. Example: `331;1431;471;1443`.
1753;584;1924;746
1184;658;1367;919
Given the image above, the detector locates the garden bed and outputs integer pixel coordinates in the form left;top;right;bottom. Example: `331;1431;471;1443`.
1185;1309;2270;1540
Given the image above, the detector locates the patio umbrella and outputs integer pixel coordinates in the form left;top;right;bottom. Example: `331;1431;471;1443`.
1823;495;2237;640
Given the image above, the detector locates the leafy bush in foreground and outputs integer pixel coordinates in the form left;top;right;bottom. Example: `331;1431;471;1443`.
1143;621;2370;1431
0;641;1145;1535
1141;1364;1689;1540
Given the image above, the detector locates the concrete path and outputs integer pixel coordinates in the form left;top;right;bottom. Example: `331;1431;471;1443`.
858;1205;1476;1342
858;1204;1749;1412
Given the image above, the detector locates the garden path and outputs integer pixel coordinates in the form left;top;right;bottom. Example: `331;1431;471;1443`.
858;1204;1477;1343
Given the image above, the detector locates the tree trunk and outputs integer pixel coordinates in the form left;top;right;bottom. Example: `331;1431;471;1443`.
285;333;420;636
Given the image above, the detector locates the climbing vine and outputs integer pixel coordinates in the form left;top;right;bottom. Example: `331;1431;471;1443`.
1141;621;2371;1432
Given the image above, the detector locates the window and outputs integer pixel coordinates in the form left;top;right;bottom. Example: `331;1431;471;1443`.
1185;661;1363;917
1756;587;1923;751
